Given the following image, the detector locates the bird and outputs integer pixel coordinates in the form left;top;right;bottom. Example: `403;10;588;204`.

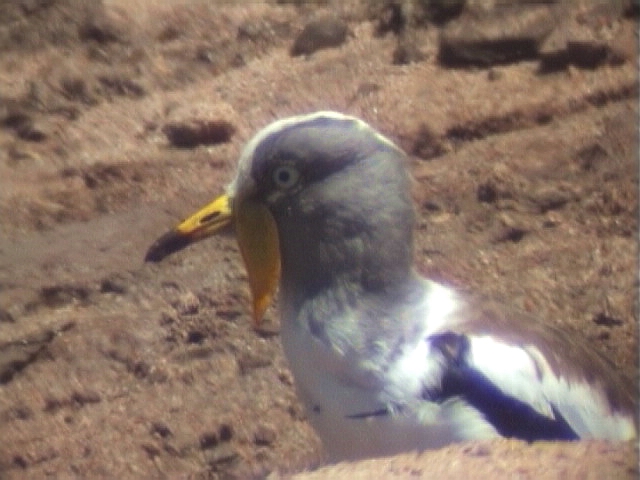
145;111;637;461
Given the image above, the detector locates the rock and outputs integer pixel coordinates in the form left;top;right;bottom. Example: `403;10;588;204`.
593;312;624;327
491;226;528;244
162;102;238;148
412;0;467;26
374;0;465;35
186;329;205;344
219;423;233;442
290;15;348;56
539;3;635;72
439;6;556;67
71;390;102;407
199;431;219;450
528;187;572;213
375;1;406;36
163;118;235;148
0;107;47;142
78;13;123;44
16;120;47;142
254;423;277;446
39;284;91;309
99;273;128;294
150;421;173;439
0;333;52;384
412;124;447;160
477;181;498;204
427;0;467;24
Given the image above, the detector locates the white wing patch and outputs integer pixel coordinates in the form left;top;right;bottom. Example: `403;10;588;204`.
420;280;462;336
524;345;636;440
467;336;554;418
466;336;636;440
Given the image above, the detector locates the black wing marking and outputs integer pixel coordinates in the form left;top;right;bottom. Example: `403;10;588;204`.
345;407;393;420
423;332;578;442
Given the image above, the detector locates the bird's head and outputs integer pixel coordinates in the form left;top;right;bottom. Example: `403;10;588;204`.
146;112;414;323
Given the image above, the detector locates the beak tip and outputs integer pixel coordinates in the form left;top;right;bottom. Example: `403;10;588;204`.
146;193;233;263
144;230;192;263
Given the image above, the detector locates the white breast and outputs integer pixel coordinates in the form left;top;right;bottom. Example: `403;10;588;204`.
278;282;499;460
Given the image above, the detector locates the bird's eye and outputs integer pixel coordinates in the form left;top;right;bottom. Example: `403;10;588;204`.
272;165;300;190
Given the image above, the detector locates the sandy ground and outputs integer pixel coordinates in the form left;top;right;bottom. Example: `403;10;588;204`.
0;1;637;478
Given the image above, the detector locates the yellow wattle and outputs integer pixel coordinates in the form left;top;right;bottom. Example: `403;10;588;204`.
234;200;281;324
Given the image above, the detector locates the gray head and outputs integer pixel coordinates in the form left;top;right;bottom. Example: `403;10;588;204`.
229;112;416;304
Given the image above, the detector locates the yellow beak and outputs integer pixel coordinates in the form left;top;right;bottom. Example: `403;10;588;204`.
145;194;281;324
175;194;234;239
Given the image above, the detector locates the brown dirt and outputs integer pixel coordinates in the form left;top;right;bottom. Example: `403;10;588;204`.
0;1;637;479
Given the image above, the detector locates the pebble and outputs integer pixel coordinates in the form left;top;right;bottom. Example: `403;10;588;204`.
254;423;277;446
290;15;348;56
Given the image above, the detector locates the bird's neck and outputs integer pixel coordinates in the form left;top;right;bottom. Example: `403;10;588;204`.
276;203;420;339
278;228;426;383
278;211;414;300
